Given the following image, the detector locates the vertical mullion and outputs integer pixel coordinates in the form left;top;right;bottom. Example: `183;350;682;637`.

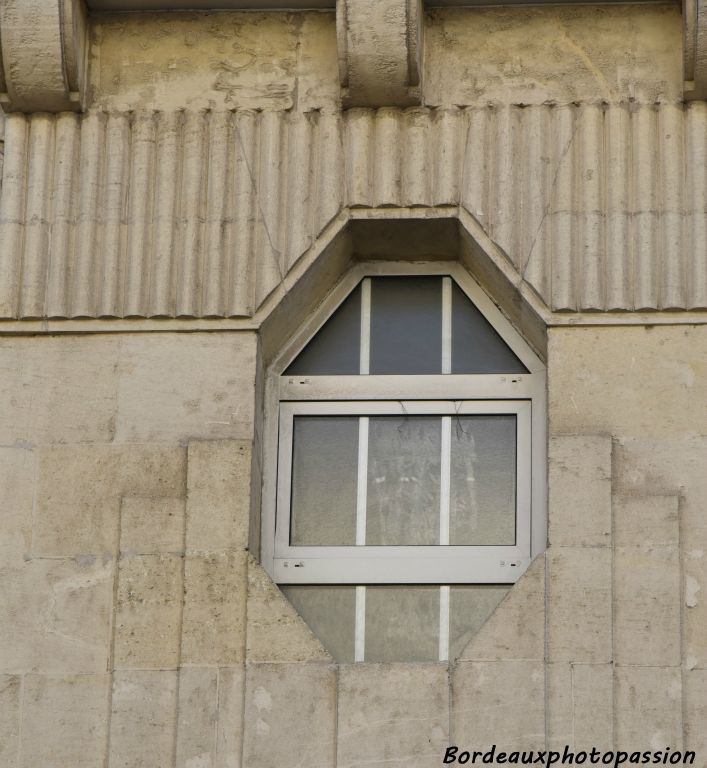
442;276;452;375
354;278;372;663
360;277;371;375
355;585;366;662
440;416;451;546
439;585;450;662
356;417;369;546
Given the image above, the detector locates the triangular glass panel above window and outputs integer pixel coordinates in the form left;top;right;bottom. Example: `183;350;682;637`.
285;276;528;375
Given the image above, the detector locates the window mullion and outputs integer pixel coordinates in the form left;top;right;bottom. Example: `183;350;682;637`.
439;585;450;662
356;416;369;547
442;276;452;374
360;277;371;375
355;585;366;662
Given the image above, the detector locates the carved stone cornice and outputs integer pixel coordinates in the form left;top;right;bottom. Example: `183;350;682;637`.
0;0;88;112
336;0;423;107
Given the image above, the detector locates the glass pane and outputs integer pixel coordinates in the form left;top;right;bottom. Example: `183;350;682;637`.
449;415;516;545
285;284;362;375
449;585;510;661
369;277;443;374
281;585;356;662
290;416;359;545
365;586;439;662
452;283;528;374
366;416;441;545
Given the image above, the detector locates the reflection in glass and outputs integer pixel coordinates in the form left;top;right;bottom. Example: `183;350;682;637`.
365;586;439;661
366;416;441;545
451;283;528;374
449;585;510;660
281;585;356;662
290;416;359;545
450;415;516;545
285;284;362;375
369;277;443;374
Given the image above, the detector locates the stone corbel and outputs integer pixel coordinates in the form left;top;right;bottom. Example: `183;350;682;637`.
0;0;88;112
336;0;423;108
684;0;707;100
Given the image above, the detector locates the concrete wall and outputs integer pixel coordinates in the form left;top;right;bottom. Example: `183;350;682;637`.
1;4;705;767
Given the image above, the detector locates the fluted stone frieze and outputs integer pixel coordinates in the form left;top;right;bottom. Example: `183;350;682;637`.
0;104;706;322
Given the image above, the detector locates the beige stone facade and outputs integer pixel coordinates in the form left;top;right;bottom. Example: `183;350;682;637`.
1;2;706;766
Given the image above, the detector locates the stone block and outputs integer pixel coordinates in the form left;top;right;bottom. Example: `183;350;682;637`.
242;662;336;768
19;674;110;768
548;326;707;439
459;554;545;661
186;440;251;552
0;447;36;567
548;435;611;547
452;660;545;754
546;663;613;751
181;552;247;665
114;554;183;669
571;663;613;751
246;556;331;663
120;496;185;554
614;495;679;549
614;545;681;667
546;663;573;751
337;664;449;768
547;547;612;663
685;670;707;760
33;443;186;557
615;666;682;751
0;558;113;674
109;671;178;768
176;666;245;768
685;552;707;671
0;676;20;768
0;336;120;446
115;334;257;443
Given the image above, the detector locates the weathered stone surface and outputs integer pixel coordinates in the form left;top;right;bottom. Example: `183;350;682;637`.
33;443;186;557
186;440;251;552
115;334;257;443
685;669;707;759
549;327;707;439
548;435;611;547
242;663;336;768
425;5;681;107
92;11;339;112
114;554;183;670
246;556;331;663
613;439;707;669
614;495;680;549
0;0;87;112
120;496;185;555
615;667;682;751
181;552;247;665
0;336;120;445
452;660;544;754
337;664;449;768
176;666;245;768
0;446;36;567
0;676;20;768
338;0;422;107
459;554;545;661
109;671;178;768
548;663;613;751
20;674;109;768
614;541;681;667
547;547;612;663
0;558;113;674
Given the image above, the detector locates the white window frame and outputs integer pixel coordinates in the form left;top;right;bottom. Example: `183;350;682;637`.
260;261;547;588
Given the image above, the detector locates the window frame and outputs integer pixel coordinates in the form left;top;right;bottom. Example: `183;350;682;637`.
260;261;547;588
